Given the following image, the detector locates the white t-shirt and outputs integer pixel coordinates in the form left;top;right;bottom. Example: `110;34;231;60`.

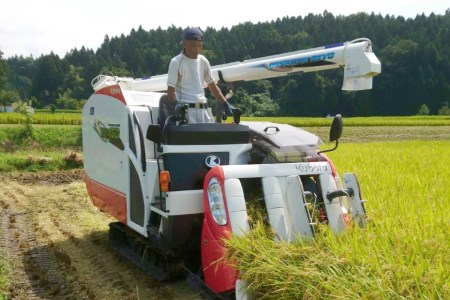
167;52;215;103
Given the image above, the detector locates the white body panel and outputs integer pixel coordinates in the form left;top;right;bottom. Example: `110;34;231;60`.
260;175;314;242
82;94;129;193
82;90;168;238
319;173;346;233
221;162;331;179
242;121;321;147
344;172;367;227
262;177;289;241
165;190;204;215
235;279;252;300
285;175;314;239
225;178;250;236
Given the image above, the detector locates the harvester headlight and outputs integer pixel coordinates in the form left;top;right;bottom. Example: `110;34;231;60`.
207;177;228;225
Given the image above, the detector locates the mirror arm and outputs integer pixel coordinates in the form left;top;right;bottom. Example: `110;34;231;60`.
318;139;339;154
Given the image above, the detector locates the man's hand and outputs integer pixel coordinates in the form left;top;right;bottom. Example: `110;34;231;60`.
224;101;242;115
174;101;182;115
223;101;242;124
223;101;236;115
174;101;188;122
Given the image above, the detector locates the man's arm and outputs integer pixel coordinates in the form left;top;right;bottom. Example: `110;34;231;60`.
167;86;177;103
208;82;239;117
167;57;179;103
208;82;227;104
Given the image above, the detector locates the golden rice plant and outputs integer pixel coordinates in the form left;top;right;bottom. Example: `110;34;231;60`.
225;141;449;299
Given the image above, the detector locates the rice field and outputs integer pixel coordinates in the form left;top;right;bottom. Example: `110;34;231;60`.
0;113;449;298
226;140;450;299
245;116;450;127
0;112;81;125
0;112;449;127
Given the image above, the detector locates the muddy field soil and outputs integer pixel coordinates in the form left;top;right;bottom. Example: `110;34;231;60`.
0;170;200;300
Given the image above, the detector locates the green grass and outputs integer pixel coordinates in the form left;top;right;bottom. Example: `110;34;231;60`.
0;258;7;300
0;125;82;172
34;108;81;114
243;115;450;127
1;112;450;126
0;125;81;150
226;141;450;299
0;112;81;125
0;150;83;172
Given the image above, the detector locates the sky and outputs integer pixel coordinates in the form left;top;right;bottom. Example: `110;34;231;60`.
0;0;448;58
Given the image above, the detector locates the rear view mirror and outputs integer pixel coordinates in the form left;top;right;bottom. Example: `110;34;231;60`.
318;114;343;154
329;114;343;142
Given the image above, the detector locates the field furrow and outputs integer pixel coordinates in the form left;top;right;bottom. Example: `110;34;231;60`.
0;173;200;299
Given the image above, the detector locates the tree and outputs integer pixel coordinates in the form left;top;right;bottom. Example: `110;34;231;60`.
62;65;85;99
31;53;63;106
379;39;420;115
0;90;19;112
234;88;279;116
278;79;299;116
438;102;450;115
417;104;430;115
4;13;450;117
5;55;34;99
99;66;132;77
0;50;9;90
56;91;80;110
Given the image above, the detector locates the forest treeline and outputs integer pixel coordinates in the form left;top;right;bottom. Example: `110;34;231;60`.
0;10;449;116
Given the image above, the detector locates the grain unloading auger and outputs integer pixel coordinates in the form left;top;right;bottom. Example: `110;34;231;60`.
92;37;380;93
83;38;380;299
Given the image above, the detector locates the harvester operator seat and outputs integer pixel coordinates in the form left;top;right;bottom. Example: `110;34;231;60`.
157;94;175;129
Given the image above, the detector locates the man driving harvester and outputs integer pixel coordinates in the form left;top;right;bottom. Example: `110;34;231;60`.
167;27;239;123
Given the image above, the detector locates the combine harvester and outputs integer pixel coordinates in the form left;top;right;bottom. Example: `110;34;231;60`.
82;38;381;299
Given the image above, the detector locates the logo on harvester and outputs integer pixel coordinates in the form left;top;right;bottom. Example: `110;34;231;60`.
205;155;221;168
93;119;124;150
265;52;336;71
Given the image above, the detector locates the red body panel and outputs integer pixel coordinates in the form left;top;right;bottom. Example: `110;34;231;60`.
201;166;238;293
320;153;336;177
85;174;127;224
95;85;126;104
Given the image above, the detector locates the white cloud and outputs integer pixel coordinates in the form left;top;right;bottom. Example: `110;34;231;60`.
0;0;448;58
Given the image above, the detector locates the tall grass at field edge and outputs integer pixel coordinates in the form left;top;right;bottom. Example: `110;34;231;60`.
0;126;82;172
0;112;81;125
0;125;81;150
0;151;83;172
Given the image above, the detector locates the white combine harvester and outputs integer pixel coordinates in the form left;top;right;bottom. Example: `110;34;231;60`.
82;38;381;299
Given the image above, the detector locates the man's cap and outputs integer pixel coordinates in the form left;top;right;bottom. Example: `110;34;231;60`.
184;27;204;41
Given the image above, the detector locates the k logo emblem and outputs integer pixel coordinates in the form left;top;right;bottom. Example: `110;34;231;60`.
205;155;221;168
